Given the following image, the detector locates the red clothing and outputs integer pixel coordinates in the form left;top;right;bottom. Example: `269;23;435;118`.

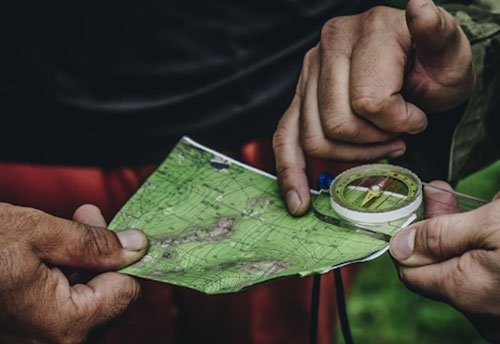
0;138;357;344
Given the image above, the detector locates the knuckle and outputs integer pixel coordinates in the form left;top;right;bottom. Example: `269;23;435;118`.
302;136;328;157
359;7;384;29
275;163;300;191
80;225;116;260
275;164;296;183
320;18;349;53
352;92;411;133
320;19;340;47
351;91;386;117
357;147;380;162
323;117;361;141
359;7;398;34
423;217;447;259
272;125;289;153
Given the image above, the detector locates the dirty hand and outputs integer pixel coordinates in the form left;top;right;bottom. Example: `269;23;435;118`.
0;203;147;343
391;182;500;342
273;0;474;215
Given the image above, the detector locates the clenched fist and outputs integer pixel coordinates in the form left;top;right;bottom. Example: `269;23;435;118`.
273;0;475;215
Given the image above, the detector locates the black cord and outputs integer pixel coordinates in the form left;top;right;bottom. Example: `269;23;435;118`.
310;274;321;344
334;269;354;344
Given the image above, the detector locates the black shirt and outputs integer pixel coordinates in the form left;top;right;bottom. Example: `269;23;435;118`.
3;0;374;165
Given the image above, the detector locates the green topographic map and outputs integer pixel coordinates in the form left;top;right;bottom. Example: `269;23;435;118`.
109;137;411;294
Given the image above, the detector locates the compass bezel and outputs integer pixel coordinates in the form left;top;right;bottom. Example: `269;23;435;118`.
329;164;422;223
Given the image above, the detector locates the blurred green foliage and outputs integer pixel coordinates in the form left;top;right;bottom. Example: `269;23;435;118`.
335;161;500;344
456;160;500;200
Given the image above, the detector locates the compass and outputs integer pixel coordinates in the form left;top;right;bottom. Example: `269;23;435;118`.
329;164;423;224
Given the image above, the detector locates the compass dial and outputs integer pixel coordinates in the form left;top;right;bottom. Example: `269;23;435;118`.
330;164;422;223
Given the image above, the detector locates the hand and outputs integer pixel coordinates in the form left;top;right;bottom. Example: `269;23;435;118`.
0;202;148;343
273;0;475;215
390;182;500;342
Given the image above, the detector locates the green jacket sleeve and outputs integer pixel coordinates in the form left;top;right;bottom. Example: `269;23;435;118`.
443;2;500;182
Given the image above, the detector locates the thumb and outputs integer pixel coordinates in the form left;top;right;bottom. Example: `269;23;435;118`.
404;0;475;113
390;206;486;266
405;0;462;65
30;210;148;270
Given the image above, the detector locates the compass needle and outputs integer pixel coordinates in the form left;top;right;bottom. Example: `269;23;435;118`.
360;190;377;207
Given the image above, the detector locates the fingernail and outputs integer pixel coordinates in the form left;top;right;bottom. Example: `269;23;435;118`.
387;150;405;159
390;228;416;260
286;190;301;214
115;229;147;251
